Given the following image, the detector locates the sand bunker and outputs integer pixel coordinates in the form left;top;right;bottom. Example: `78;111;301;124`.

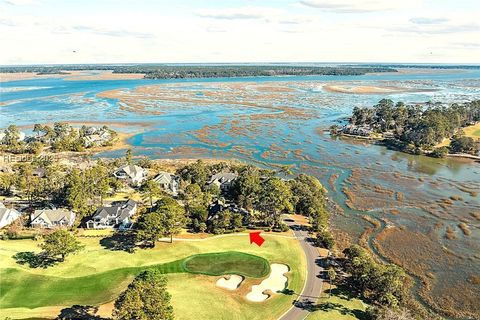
246;264;289;302
216;275;244;290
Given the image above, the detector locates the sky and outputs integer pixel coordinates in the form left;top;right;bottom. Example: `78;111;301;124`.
0;0;479;65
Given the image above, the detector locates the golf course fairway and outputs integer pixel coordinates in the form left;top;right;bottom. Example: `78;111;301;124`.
0;233;306;320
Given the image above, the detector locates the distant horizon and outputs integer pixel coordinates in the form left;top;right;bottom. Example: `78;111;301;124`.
2;62;480;67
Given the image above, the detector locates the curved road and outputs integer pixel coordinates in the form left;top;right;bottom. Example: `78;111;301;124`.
279;220;324;320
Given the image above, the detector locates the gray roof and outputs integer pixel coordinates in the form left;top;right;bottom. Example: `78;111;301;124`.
153;171;176;184
208;172;238;184
93;200;136;221
116;165;145;178
31;209;74;225
0;207;20;222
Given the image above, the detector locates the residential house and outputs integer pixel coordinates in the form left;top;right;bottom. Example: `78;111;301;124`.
153;171;179;195
114;165;147;186
30;209;76;228
0;203;21;229
86;200;137;230
82;128;112;147
207;172;238;191
208;199;248;217
341;125;372;137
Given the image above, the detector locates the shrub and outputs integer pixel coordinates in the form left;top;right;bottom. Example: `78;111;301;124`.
315;229;335;249
430;146;448;158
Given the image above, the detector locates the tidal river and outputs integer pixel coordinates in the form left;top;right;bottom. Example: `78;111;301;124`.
1;69;479;319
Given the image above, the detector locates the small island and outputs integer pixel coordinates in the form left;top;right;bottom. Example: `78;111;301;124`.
0;64;397;80
331;99;480;159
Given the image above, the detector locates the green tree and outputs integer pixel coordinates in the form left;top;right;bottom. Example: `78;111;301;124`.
327;267;337;297
342;245;409;307
39;230;84;262
178;159;209;185
289;174;328;229
141;178;162;207
198;222;207;233
113;269;174;320
136;212;166;248
450;135;479;155
4;124;21;146
156;199;186;243
232;165;262;210
257;177;293;227
125;148;133;165
0;172;16;196
315;229;335;250
64;169;91;218
430;146;449;158
28;141;44;155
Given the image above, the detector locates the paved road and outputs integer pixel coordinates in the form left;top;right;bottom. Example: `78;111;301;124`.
279;220;324;320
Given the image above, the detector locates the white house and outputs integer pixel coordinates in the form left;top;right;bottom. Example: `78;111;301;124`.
86;200;137;230
153;171;179;195
208;172;238;191
0;203;21;229
114;165;147;186
83;128;112;147
30;209;76;228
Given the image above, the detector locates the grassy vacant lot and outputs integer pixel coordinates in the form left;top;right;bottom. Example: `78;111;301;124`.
464;122;480;139
0;233;305;320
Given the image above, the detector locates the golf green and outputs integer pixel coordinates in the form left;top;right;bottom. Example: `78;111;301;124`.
183;251;270;278
0;251;269;309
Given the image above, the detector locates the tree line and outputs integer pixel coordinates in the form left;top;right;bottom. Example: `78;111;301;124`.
135;160;332;246
1;123;116;154
334;99;480;156
1;156;332;241
0;64;396;79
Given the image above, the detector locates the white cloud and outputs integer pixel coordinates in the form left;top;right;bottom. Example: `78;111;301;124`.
300;0;420;12
0;1;479;64
389;23;479;34
72;25;154;38
3;0;39;5
195;7;281;20
409;17;449;25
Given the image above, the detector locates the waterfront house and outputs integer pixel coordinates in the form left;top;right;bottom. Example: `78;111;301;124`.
30;209;76;228
86;200;137;230
153;171;179;195
0;203;21;229
114;165;147;186
207;172;238;191
82;128;112;147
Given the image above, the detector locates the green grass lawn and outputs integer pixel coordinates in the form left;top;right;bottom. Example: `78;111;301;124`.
184;252;270;278
0;252;268;309
463;122;480;139
306;287;368;320
0;234;306;320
